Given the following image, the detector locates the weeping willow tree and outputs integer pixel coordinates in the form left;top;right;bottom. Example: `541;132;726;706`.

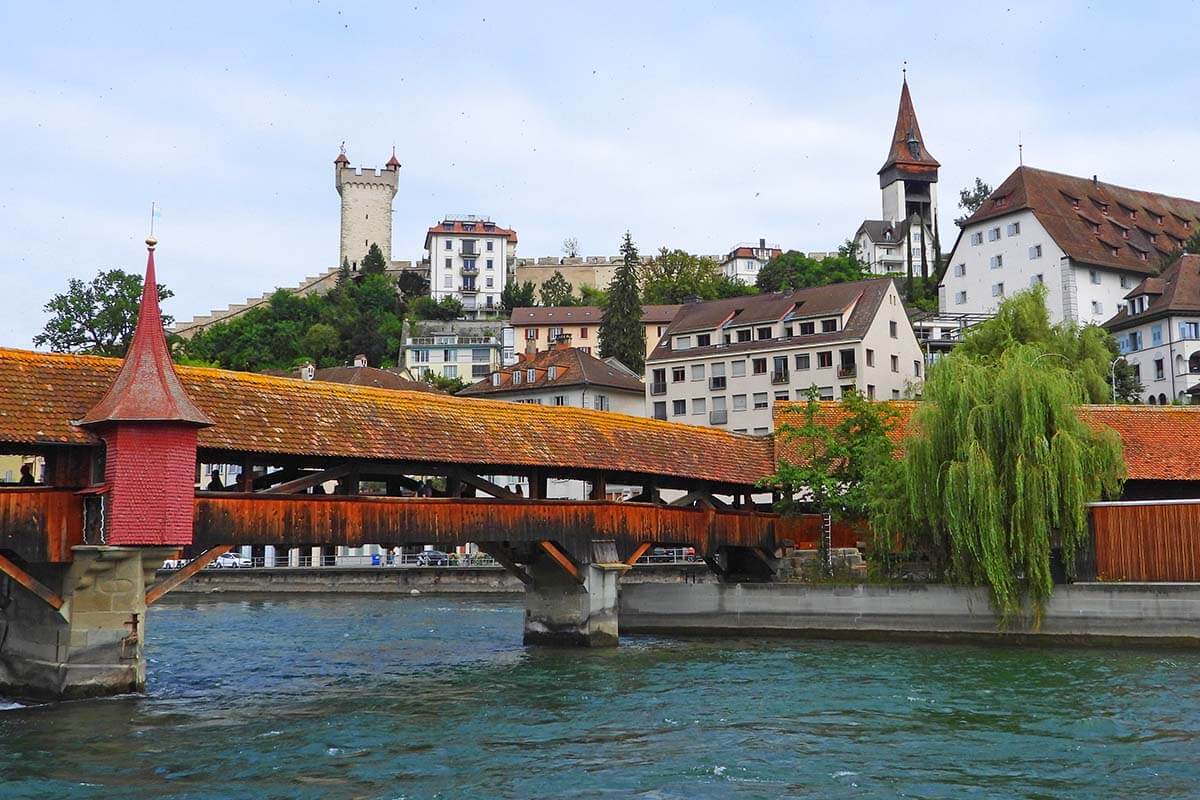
869;345;1126;623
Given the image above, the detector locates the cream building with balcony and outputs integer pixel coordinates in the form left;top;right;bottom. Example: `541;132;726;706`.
397;320;504;383
1106;254;1200;405
425;215;517;318
644;279;923;434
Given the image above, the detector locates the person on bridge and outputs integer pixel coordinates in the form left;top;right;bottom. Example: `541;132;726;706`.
18;463;35;485
418;480;434;498
205;470;224;491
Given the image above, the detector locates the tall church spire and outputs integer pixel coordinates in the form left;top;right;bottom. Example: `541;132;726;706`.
79;237;212;428
879;77;940;175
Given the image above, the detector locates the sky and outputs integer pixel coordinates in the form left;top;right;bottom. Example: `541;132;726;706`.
2;1;1199;347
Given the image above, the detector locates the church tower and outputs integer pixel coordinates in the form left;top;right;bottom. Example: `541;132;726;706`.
335;147;400;268
879;76;939;228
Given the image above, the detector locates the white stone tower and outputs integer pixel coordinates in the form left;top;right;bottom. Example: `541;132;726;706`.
335;147;400;268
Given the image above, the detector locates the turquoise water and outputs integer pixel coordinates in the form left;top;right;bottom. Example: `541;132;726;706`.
2;594;1199;798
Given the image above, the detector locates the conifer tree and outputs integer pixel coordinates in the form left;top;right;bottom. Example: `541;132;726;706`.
600;232;646;373
360;243;387;276
336;257;352;287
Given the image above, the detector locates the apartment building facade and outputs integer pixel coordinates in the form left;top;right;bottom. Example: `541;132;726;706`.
645;279;923;434
1105;254;1200;405
720;239;782;284
398;321;504;383
941;167;1200;324
508;304;681;364
425;215;517;318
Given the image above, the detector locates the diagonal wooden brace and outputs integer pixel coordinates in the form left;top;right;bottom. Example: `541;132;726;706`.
145;545;232;605
537;540;582;583
0;552;63;611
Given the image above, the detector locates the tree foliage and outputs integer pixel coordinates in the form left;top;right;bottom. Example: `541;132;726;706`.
579;284;609;306
360;243;388;276
562;236;580;258
183;274;405;371
35;269;174;357
956;284;1141;403
956;177;993;223
395;270;429;302
409;295;464;321
600;232;647;373
539;271;577;306
755;250;868;293
642;249;720;304
501;280;537;313
868;346;1126;622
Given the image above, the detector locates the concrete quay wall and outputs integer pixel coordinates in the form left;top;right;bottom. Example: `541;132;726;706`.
166;564;713;595
619;582;1200;647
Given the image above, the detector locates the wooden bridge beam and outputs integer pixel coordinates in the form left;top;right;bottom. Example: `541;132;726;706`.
0;552;63;611
145;546;231;605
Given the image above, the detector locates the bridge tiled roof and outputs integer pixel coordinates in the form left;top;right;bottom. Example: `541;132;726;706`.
773;400;1200;482
0;348;773;488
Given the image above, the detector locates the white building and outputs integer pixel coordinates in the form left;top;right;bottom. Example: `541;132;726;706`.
425;215;517;318
398;320;505;383
854;78;941;279
645;278;924;434
720;240;782;285
1106;254;1200;405
941;167;1200;325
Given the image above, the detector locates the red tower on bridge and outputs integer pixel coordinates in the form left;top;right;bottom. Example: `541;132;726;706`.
78;236;212;546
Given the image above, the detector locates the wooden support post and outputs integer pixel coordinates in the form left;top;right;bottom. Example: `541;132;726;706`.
0;552;63;611
445;475;462;498
478;543;532;585
537;540;581;583
145;545;232;605
624;542;652;566
589;473;607;501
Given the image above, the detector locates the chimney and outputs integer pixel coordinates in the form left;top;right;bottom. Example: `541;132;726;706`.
353;353;368;368
759;237;766;249
300;362;315;381
1093;175;1098;187
554;333;573;351
525;337;538;358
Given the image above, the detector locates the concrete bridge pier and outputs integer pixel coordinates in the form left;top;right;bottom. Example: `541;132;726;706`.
0;546;173;702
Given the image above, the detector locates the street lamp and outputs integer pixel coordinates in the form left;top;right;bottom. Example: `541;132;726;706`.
1110;354;1128;404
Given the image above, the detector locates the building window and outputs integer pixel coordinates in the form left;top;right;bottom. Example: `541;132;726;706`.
594;395;610;411
799;322;815;336
486;240;494;252
549;327;563;340
691;364;705;381
737;329;752;343
696;334;711;347
914;360;922;377
1090;270;1101;285
554;396;567;406
444;365;458;379
795;354;810;370
672;399;686;416
525;328;538;341
486;259;494;269
1030;274;1044;287
955;290;967;305
892;389;901;400
652;401;666;419
774;390;789;401
889;320;898;338
727;360;745;378
491;373;501;386
445;240;452;250
672;366;686;382
580;327;588;339
953;263;966;277
547;366;558;380
732;394;747;411
891;355;899;373
676;336;691;350
1182;322;1200;339
867;384;876;400
817;351;833;369
756;326;772;340
992;283;1005;298
989;255;1003;269
1007;222;1021;236
526;368;536;382
1091;301;1103;315
752;358;767;375
444;257;452;269
821;319;838;333
818;386;834;400
866;349;874;367
1151;324;1163;346
970;231;983;246
692;398;706;415
752;392;769;410
1155;358;1165;381
1029;244;1042;259
443;275;452;289
988;227;1001;241
486;277;494;288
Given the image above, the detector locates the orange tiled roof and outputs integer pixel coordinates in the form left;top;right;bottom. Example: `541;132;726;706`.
0;348;772;488
773;400;1200;482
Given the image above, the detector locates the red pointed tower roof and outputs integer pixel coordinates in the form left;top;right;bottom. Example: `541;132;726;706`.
386;146;401;169
879;78;939;174
78;237;213;427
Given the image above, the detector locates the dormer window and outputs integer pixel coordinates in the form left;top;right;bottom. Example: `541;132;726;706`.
463;223;475;232
1138;250;1148;261
526;368;536;382
492;373;501;387
443;222;454;231
1121;228;1129;239
547;366;558;380
513;371;522;385
1154;213;1165;225
1091;223;1101;235
994;195;1010;209
1110;246;1119;257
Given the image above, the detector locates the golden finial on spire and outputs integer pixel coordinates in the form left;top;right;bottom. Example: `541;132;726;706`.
147;201;160;249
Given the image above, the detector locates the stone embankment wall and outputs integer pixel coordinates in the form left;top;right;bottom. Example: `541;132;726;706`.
620;582;1200;646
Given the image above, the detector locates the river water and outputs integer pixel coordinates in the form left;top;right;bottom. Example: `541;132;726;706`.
2;594;1198;799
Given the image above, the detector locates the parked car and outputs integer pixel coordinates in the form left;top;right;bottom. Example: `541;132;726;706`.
416;550;451;567
160;558;189;570
208;552;252;569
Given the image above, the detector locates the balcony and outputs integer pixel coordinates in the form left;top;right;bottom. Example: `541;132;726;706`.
708;376;726;391
709;409;728;426
460;285;478;295
771;371;789;385
461;263;479;275
649;382;667;396
461;246;479;257
837;364;857;379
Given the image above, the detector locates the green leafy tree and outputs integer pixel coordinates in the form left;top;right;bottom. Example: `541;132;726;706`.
641;249;723;304
409;295;463;322
501;280;537;313
755;251;868;293
956;284;1141;403
869;346;1126;622
359;243;388;276
763;388;897;573
395;270;429;302
423;373;466;394
579;284;609;306
713;275;758;299
956;177;993;223
35;269;174;357
299;322;340;365
600;232;647;374
539;271;577;306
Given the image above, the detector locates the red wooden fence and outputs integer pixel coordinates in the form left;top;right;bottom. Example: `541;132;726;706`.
1090;501;1200;582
